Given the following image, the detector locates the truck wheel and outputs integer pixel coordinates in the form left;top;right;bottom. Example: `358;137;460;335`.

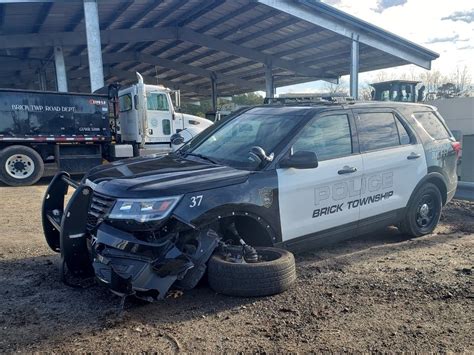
399;183;442;237
208;247;296;297
0;146;44;186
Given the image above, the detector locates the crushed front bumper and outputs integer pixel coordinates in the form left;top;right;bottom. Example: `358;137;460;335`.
42;172;219;300
92;223;219;299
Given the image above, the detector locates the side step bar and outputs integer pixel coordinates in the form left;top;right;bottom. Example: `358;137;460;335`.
42;172;94;277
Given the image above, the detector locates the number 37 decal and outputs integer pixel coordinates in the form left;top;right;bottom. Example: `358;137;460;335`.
189;195;203;208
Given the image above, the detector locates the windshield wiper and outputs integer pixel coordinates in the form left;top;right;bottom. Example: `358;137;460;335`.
184;152;219;165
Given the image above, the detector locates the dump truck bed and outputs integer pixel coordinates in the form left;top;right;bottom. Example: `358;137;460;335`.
0;88;110;142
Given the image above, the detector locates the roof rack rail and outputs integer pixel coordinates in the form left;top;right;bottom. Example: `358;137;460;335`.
264;95;355;105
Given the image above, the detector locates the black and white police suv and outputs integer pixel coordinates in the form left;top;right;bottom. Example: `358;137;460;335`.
42;99;460;301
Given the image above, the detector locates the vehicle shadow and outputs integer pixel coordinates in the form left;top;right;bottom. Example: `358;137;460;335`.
295;222;472;271
0;252;254;352
1;223;470;351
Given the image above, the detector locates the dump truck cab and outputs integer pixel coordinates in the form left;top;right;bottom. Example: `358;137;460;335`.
118;74;212;153
371;80;424;103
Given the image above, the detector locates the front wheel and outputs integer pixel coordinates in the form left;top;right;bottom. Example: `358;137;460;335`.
399;183;442;237
208;247;296;297
0;146;44;186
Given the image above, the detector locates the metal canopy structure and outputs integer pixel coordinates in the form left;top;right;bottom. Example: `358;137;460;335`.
0;0;439;100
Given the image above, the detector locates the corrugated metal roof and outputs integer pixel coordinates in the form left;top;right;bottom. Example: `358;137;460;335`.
0;0;439;98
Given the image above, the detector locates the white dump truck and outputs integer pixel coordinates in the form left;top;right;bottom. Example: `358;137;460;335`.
0;73;212;186
118;73;212;155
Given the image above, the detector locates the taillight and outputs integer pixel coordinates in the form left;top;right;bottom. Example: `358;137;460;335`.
451;141;461;158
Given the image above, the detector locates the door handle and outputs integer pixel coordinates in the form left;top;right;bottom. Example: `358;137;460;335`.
407;153;421;160
338;166;357;175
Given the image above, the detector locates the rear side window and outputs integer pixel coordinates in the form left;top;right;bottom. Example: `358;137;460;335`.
413;111;450;140
357;112;401;152
293;114;352;161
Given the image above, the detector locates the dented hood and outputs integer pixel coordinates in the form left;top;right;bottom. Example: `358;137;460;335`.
86;153;250;198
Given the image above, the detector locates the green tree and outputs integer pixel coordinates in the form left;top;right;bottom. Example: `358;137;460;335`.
232;92;264;105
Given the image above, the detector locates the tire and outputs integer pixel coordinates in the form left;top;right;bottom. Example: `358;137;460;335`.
208;247;296;297
0;145;44;186
399;183;442;237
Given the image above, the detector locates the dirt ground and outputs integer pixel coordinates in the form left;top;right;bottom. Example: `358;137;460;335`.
0;179;473;353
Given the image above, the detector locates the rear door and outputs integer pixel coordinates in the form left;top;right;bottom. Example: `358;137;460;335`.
277;110;363;243
353;109;427;225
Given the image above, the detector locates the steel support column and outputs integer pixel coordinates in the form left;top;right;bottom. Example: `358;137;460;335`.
83;0;104;92
54;46;68;92
211;74;218;112
38;70;47;91
265;63;274;99
350;36;359;99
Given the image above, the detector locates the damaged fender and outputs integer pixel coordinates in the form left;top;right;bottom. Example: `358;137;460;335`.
92;223;219;299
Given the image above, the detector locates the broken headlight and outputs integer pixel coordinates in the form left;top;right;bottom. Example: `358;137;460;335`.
108;196;182;223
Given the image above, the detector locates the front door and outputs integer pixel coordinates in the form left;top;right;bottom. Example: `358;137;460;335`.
277;111;363;243
353;109;427;222
145;92;173;143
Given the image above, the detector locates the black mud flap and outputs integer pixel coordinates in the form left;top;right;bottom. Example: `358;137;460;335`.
42;172;94;277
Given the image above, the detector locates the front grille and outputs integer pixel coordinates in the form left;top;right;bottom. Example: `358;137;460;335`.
86;192;115;231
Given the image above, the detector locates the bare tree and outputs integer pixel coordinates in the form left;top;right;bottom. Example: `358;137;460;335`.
324;79;349;95
373;70;399;83
452;65;472;92
359;84;373;100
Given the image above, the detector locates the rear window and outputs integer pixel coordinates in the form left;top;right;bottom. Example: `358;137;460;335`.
413;111;450;140
357;112;401;152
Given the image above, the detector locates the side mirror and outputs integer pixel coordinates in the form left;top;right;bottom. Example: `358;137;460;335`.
170;133;184;146
279;151;318;169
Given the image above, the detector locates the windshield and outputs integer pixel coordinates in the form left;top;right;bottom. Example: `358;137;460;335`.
185;113;301;170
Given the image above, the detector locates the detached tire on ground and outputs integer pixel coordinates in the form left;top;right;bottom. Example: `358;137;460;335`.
0;145;44;186
208;247;296;297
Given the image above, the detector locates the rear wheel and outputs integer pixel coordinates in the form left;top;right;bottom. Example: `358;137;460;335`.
399;183;442;237
0;146;44;186
208;247;296;297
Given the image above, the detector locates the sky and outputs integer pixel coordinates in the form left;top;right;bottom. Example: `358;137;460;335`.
276;0;474;94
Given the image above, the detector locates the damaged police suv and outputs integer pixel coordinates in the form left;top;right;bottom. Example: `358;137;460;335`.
42;100;459;301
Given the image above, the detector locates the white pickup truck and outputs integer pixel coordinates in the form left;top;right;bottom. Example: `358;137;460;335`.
118;74;212;154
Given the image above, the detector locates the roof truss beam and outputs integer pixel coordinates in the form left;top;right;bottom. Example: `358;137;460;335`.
0;26;337;79
104;67;211;96
100;52;262;90
257;0;434;69
177;28;335;79
0;27;178;48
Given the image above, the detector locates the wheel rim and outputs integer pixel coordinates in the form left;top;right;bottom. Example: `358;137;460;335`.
256;249;282;263
415;194;436;229
5;154;35;179
220;248;282;264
